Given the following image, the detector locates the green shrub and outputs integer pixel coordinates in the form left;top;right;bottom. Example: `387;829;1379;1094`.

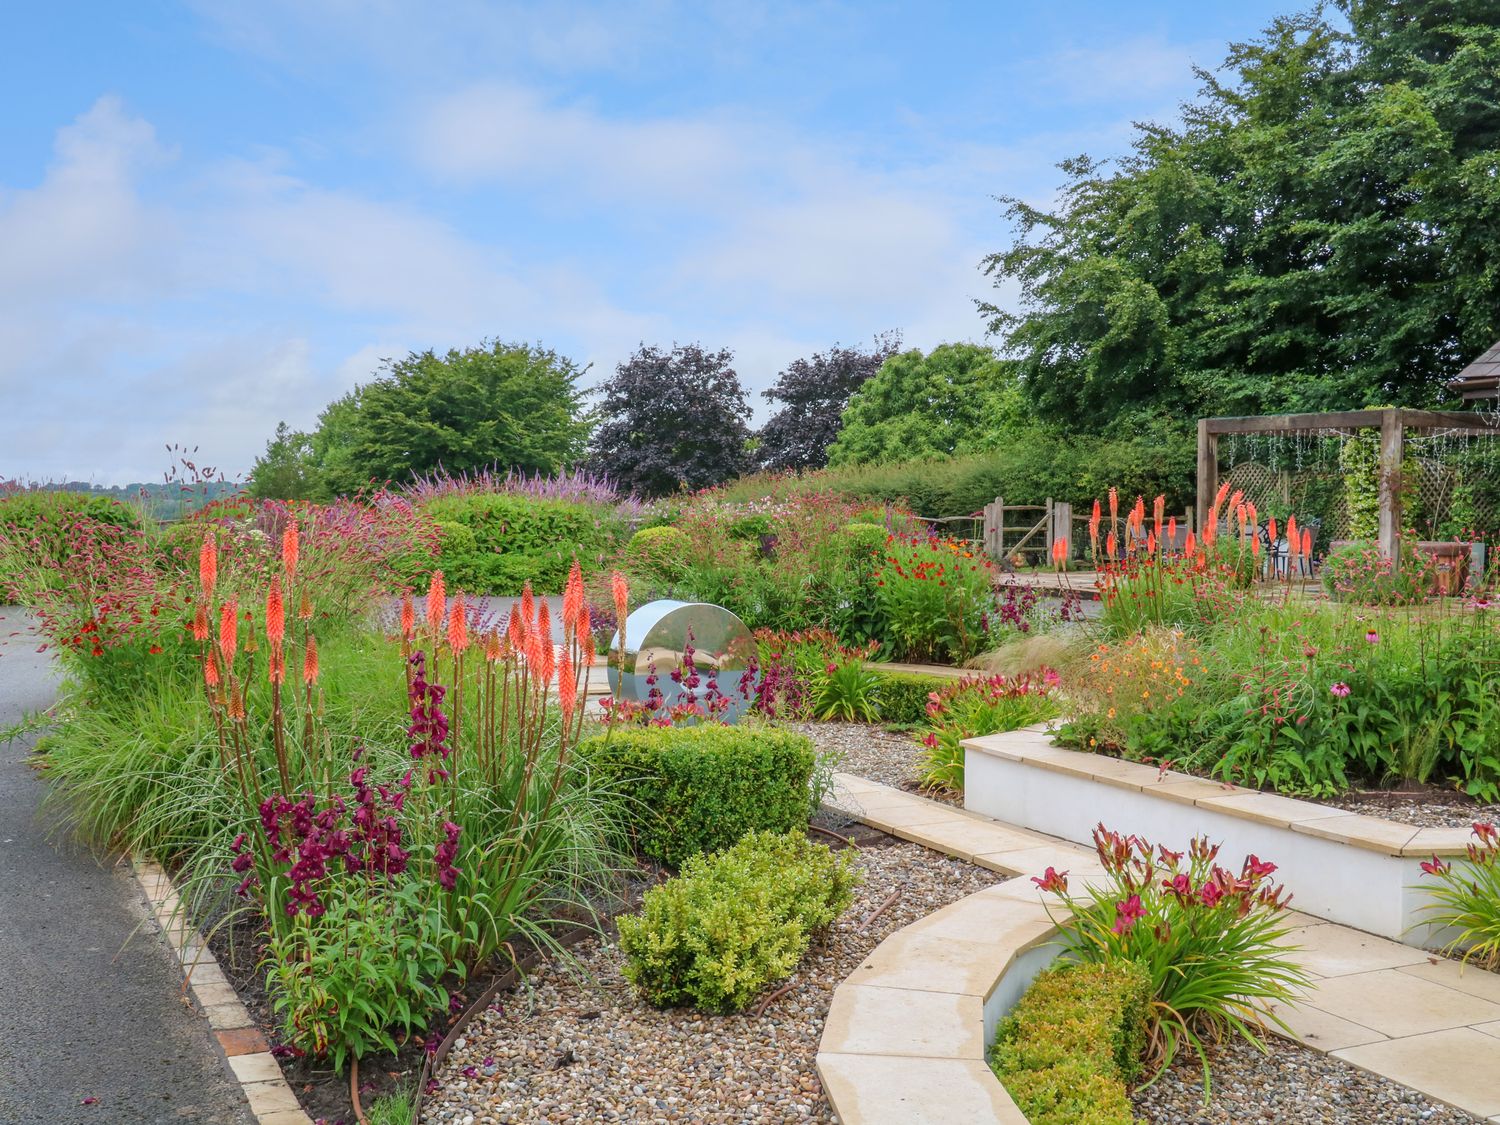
617;830;859;1012
422;492;623;594
873;671;949;725
577;726;817;865
917;673;1059;790
990;961;1151;1125
624;525;692;580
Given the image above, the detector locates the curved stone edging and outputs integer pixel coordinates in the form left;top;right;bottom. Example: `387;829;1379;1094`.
131;858;314;1125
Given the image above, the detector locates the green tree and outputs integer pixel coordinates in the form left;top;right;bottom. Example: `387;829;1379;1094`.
981;2;1500;431
248;341;593;497
826;343;1025;466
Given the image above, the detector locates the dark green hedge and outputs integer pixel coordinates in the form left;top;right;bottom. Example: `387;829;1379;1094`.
578;726;817;866
990;960;1151;1125
874;671;949;725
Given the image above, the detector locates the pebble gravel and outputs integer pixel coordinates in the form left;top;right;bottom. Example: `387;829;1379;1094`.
784;720;962;805
422;842;999;1124
1317;792;1500;829
1133;1034;1484;1124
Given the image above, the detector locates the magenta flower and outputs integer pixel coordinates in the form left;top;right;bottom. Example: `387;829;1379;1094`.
1365;630;1379;644
1419;855;1450;877
1111;894;1144;935
1329;682;1351;698
1031;866;1069;893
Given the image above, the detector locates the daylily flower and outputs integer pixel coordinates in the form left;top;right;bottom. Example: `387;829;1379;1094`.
1111;894;1145;935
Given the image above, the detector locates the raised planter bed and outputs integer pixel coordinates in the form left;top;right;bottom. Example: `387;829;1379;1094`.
962;725;1475;946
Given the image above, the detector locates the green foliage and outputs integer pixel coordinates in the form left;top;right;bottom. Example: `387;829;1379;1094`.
578;726;817;866
0;490;142;597
1321;541;1434;605
250;340;592;498
616;830;859;1012
874;671;949;725
874;534;995;663
1050;827;1310;1095
422;493;624;594
990;961;1151;1125
814;656;882;722
828;344;1025;466
1339;430;1382;541
624;525;692;580
981;7;1500;429
916;673;1059;790
1417;824;1500;972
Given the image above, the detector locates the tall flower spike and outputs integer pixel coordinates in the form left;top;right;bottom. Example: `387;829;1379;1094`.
611;570;629;637
191;603;209;642
1089;499;1102;545
426;571;446;635
266;577;285;650
1106;532;1118;560
227;681;245;721
1301;528;1312;558
218;599;239;667
298;591;313;621
579;606;595;668
563;560;584;636
520;581;535;631
1108;487;1118;523
508;603;525;654
484;628;502;663
447;595;470;654
536;600;553;658
199;533;218;598
400;593;415;640
557;653;577;723
1167;516;1177;550
282;522;299;579
204;656;220;689
303;633;319;685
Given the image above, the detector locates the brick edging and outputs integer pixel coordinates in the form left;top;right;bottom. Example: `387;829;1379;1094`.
130;858;314;1125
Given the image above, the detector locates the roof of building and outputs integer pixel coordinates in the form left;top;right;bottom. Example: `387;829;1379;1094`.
1450;339;1500;400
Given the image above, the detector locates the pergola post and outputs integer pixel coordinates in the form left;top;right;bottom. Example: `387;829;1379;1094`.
1196;418;1218;535
1378;409;1404;563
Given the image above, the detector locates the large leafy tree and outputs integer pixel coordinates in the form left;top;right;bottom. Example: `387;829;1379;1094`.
757;333;901;472
826;343;1024;466
981;1;1500;432
249;341;591;497
588;344;752;497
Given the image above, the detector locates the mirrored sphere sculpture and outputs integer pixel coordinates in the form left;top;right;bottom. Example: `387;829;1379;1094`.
607;600;757;723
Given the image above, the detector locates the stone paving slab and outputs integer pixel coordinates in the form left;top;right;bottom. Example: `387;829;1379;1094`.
824;770;1500;1124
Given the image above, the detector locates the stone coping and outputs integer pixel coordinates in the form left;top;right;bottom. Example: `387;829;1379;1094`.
964;725;1477;858
823;773;1500;1124
131;858;313;1125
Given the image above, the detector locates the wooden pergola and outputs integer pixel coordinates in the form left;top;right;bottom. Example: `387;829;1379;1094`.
1196;407;1500;560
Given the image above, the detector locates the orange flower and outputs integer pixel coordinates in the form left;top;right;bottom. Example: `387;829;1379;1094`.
1167;516;1177;549
282;522;299;579
218;599;239;666
484;628;502;663
303;633;319;685
563;560;584;636
1251;535;1261;558
1286;515;1298;554
199;533;217;599
1152;494;1164;541
1051;537;1067;566
1184;530;1197;557
579;606;595;668
426;571;446;634
191;603;209;642
508;602;525;653
520;581;535;632
1106;532;1118;560
1268;517;1278;544
557;653;577;723
227;682;245;721
266;578;285;650
1089;499;1102;545
400;593;415;639
611;569;629;634
1108;487;1119;523
1301;528;1313;557
447;596;470;654
204;656;220;688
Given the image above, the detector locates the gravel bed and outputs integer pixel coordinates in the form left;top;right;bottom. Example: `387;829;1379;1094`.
1134;1034;1483;1124
1316;791;1500;829
783;720;962;805
421;842;999;1124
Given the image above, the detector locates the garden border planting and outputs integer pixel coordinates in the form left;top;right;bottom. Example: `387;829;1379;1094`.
130;858;312;1125
823;774;1500;1123
963;725;1473;945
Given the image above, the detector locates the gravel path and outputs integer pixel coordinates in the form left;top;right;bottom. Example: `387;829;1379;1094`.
784;720;961;805
1133;1034;1483;1124
422;842;999;1124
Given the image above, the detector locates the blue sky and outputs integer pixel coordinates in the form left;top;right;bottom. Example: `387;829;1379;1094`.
2;0;1294;484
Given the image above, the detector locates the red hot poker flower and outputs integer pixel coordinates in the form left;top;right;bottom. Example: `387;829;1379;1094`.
199;533;217;599
426;571;447;635
266;578;285;650
282;522;299;579
400;594;415;640
447;595;469;654
303;633;319;685
218;599;239;666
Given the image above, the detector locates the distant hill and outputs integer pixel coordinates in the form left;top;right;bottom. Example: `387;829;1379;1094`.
4;480;244;521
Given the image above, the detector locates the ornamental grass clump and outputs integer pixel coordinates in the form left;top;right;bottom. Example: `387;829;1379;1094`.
617;830;859;1012
1417;821;1500;971
1039;824;1310;1097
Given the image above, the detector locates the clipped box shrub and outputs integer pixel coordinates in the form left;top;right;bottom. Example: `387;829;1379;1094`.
578;726;817;866
874;671;948;725
617;830;859;1012
422;492;624;594
990;960;1151;1125
623;525;692;580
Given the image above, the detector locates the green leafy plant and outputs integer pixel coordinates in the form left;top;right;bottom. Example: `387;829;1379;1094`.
874;533;995;663
624;525;693;580
617;830;859;1012
815;654;882;721
873;671;951;725
989;960;1151;1125
917;672;1059;790
1040;825;1309;1097
1321;541;1434;605
1417;822;1500;971
577;725;817;865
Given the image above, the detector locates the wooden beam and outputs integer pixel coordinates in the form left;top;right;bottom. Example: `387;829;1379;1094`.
1201;407;1500;436
1378;410;1404;563
1196;419;1218;534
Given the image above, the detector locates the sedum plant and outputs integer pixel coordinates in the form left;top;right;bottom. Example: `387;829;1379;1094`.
618;830;859;1012
1038;824;1309;1097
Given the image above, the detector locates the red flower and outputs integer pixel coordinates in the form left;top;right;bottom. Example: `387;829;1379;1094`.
1031;866;1069;894
1111;894;1144;935
1419;855;1450;877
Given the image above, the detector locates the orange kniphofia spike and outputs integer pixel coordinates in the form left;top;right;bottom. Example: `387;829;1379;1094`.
192;603;209;642
557;653;576;723
218;599;239;666
426;571;446;634
303;633;319;685
199;533;217;599
266;578;285;650
447;596;470;654
282;522;299;579
400;593;415;639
